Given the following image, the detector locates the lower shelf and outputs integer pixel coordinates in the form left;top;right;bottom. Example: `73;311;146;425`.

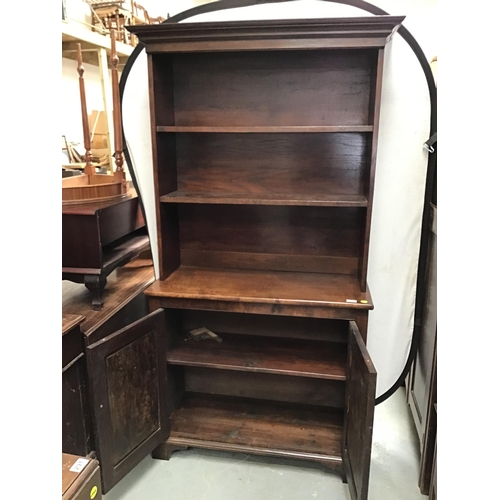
167;333;347;380
166;393;344;464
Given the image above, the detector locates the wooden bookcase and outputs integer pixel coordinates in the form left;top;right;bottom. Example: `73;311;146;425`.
86;16;404;498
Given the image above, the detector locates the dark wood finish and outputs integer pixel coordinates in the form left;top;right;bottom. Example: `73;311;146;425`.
62;192;147;309
62;315;93;457
173;132;371;198
157;125;373;133
166;393;344;462
360;48;385;291
407;203;437;495
343;322;377;500
127;16;401;499
127;16;405;52
86;309;168;494
178;205;364;275
162;191;368;207
168;334;347;380
170;51;374;127
144;266;373;310
429;437;437;500
152;442;187;460
62;255;155;491
62;253;155;344
83;275;107;310
178;310;350;343
151;298;369;340
419;348;437;494
184;367;346;408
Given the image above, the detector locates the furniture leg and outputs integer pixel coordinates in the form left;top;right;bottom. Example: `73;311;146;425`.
319;461;347;483
84;275;107;310
151;442;188;460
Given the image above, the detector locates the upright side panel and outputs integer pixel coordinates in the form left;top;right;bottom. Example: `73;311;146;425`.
86;309;168;493
359;48;385;291
343;321;377;500
148;54;180;280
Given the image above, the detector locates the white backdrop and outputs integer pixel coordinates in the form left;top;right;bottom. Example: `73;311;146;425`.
122;0;436;397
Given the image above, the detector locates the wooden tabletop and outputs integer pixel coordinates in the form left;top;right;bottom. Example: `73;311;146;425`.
62;313;85;336
61;189;138;215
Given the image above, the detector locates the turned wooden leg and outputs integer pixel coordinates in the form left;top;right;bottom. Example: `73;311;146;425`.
151;442;188;460
319;461;347;483
84;275;107;310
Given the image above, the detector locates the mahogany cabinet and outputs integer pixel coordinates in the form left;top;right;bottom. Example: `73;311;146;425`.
79;16;405;498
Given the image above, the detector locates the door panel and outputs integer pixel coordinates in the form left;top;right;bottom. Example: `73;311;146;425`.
86;309;168;494
343;321;377;500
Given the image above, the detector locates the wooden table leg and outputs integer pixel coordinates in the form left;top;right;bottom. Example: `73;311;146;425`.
84;275;107;310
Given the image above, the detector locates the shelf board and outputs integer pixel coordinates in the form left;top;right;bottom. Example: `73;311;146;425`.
168;334;346;380
167;393;344;461
145;266;373;309
157;125;373;133
161;191;368;208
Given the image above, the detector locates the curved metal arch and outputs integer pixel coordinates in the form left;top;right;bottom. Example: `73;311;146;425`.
120;0;437;405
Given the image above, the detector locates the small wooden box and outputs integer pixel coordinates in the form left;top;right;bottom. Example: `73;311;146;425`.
62;454;102;500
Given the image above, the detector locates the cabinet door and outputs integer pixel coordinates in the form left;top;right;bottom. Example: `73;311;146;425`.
86;309;168;493
343;321;377;500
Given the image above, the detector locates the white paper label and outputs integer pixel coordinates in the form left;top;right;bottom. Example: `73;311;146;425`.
69;458;89;473
345;299;357;303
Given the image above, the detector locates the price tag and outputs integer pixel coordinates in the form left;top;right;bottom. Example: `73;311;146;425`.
69;458;89;473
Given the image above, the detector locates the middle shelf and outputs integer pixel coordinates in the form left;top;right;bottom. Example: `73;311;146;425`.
167;333;347;380
156;125;374;133
160;191;368;207
145;266;373;308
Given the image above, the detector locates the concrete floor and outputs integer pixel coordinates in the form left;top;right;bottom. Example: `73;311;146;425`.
104;387;426;500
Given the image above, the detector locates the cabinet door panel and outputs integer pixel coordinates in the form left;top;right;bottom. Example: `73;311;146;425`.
343;321;377;500
86;309;168;493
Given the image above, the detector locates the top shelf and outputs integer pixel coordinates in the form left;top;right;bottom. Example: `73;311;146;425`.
156;125;374;134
